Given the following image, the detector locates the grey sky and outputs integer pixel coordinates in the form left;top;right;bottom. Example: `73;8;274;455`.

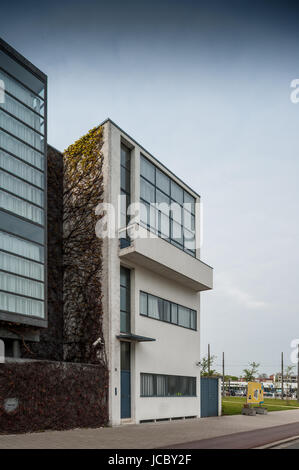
2;0;299;376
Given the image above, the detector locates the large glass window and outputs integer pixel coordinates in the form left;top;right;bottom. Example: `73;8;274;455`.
140;155;196;256
140;291;197;331
141;373;196;397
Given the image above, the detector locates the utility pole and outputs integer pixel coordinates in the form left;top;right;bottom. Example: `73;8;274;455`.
297;344;299;403
208;344;210;375
281;352;284;400
222;352;225;397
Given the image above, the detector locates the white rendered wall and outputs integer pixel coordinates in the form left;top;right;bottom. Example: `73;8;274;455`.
102;121;209;425
131;264;201;422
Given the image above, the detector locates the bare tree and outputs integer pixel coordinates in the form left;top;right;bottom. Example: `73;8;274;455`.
200;355;217;376
243;362;260;381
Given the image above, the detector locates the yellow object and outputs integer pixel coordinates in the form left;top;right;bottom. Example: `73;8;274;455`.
247;382;264;405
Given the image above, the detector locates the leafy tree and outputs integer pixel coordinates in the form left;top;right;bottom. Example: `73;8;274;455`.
243;362;260;381
200;355;217;376
285;365;295;379
285;365;295;398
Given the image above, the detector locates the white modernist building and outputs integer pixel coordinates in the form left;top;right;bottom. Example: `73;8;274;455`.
100;119;213;425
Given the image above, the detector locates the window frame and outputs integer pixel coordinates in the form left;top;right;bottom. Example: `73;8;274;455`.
139;290;197;331
140;373;197;397
140;154;196;257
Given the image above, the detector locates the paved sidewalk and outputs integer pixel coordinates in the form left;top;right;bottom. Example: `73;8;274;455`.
0;410;299;449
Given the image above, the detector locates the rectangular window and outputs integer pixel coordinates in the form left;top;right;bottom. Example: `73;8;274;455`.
140;291;197;331
120;266;130;333
0;190;44;224
120;144;131;248
190;310;197;330
140;156;155;184
148;294;160;320
0;251;44;281
140;291;148;316
0;231;43;262
156;168;170;195
1;93;44;133
120;341;131;371
0;129;44;169
178;306;191;328
140;154;196;256
0;170;43;206
171;303;178;324
0;110;44;152
0;271;44;299
0;291;44;318
141;373;196;397
0;150;44;188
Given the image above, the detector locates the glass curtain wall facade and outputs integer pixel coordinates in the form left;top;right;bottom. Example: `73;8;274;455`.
0;40;47;326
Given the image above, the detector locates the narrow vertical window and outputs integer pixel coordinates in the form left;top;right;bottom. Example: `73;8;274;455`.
120;266;130;333
120;144;131;248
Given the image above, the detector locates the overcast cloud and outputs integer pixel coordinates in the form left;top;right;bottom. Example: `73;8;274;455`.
2;0;299;376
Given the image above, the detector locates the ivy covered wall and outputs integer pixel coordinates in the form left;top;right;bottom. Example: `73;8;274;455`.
0;361;108;433
63;126;106;365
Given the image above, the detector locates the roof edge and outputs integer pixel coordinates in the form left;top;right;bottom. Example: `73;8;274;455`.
101;118;201;199
0;37;47;82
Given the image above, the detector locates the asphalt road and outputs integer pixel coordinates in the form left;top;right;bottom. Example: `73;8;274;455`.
272;438;299;449
165;422;299;449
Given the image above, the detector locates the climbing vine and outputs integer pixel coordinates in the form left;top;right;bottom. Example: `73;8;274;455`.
63;125;107;366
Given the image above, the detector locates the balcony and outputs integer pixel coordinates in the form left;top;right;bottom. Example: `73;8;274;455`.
119;224;213;292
